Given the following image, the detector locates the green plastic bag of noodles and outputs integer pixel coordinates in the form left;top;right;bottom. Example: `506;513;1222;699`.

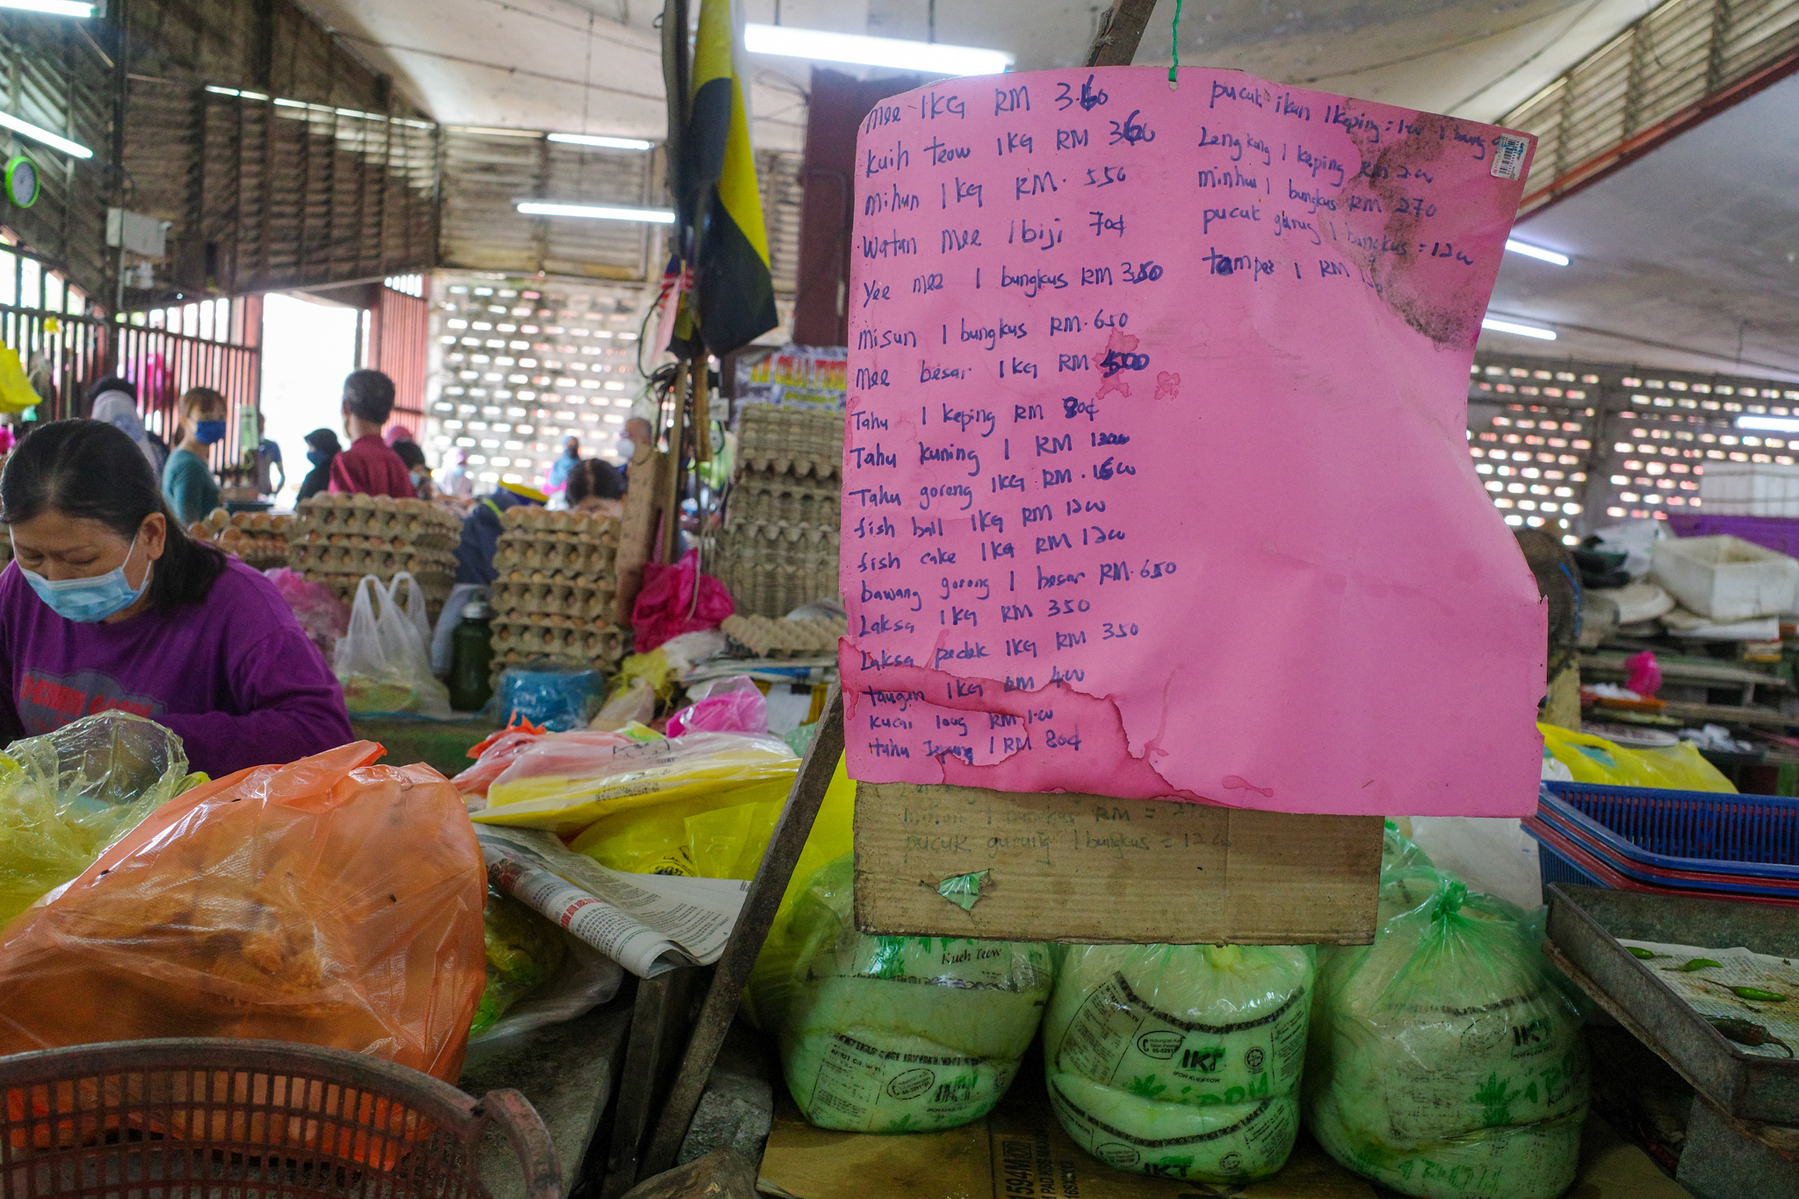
0;712;190;925
1042;943;1316;1185
1304;869;1589;1199
751;853;1053;1133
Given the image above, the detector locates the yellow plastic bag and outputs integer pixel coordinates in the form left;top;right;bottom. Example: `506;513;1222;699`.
0;345;42;415
1538;723;1735;793
471;731;800;837
569;775;794;878
744;755;855;1029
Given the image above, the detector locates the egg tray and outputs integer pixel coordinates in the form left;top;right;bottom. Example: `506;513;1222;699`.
719;614;846;658
734;406;844;480
713;556;842;620
498;507;622;538
490;579;616;620
718;520;841;550
303;569;455;608
492;544;617;578
294;494;461;550
288;543;457;578
725;485;840;529
189;511;290;571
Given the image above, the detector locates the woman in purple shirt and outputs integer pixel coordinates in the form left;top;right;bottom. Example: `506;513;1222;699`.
0;420;352;777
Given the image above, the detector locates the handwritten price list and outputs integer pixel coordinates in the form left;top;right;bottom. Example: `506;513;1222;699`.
840;66;1548;817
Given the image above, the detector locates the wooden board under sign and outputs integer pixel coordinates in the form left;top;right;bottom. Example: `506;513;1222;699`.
854;782;1382;944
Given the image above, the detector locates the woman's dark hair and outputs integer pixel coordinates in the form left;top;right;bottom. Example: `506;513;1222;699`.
0;419;227;610
83;376;136;405
303;427;342;455
566;458;624;505
392;440;427;471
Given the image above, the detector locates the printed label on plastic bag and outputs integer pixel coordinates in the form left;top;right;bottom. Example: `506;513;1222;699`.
1046;1076;1297;1181
1053;971;1309;1103
801;1032;1009;1132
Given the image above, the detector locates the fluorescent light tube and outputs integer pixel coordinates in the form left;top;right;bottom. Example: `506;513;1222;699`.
1504;238;1570;266
0;1;95;16
1481;316;1557;341
0;111;91;158
1737;415;1799;434
516;201;675;224
549;133;654;151
743;24;1013;76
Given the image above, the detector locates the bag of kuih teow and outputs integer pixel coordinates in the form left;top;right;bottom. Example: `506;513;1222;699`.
1303;865;1588;1199
0;741;487;1082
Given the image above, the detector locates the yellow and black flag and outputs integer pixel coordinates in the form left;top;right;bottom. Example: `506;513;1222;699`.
669;0;777;358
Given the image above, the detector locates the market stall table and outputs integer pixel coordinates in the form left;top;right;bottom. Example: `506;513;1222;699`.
352;715;500;777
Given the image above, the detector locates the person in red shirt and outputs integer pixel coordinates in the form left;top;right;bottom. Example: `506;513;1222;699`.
328;370;415;499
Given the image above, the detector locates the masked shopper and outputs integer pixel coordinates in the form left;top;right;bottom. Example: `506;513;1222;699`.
160;386;228;524
0;420;353;776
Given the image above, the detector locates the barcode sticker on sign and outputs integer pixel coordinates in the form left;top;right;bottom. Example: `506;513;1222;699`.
1491;134;1529;180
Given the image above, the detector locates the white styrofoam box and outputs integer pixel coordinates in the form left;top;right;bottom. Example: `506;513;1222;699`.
1651;535;1799;620
1698;461;1799;517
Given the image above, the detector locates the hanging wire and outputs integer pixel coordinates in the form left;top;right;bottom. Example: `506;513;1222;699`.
1169;0;1183;85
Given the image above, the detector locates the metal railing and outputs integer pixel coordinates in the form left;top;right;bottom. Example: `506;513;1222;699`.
1504;0;1799;215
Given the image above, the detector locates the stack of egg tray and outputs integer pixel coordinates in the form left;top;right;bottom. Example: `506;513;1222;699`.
488;506;627;683
289;494;461;613
717;405;844;617
191;509;293;570
720;613;846;658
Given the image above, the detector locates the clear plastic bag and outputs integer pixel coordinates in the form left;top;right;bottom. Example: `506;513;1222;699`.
1303;869;1589;1199
0;741;487;1082
334;573;452;718
474;730;799;838
592;676;657;731
0;712;192;925
752;853;1052;1133
667;676;768;736
1043;943;1315;1184
496;662;604;731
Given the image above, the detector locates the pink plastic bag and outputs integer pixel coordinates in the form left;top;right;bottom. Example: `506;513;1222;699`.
667;676;767;736
267;567;350;660
632;550;734;652
1625;650;1661;698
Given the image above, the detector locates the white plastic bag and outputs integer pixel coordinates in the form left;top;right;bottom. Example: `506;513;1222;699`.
334;573;452;718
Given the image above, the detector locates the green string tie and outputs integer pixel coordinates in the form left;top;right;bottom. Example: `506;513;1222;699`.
1169;0;1183;85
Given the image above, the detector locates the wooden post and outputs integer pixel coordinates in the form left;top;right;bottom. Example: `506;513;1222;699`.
661;360;688;564
691;356;710;465
1085;0;1159;67
636;688;847;1180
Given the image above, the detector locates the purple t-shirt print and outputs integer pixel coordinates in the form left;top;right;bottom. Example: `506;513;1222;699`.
16;668;163;729
0;557;353;776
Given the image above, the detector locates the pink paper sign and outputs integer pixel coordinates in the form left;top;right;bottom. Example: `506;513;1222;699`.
839;66;1546;816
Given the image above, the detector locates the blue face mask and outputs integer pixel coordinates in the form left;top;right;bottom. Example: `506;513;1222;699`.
193;420;227;446
307;449;332;467
21;530;152;623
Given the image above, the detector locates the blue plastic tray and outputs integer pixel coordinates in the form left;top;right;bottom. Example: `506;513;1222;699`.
1523;816;1799;909
1540;781;1799;878
1534;803;1799;898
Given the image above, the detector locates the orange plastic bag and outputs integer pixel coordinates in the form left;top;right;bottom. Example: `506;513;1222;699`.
0;741;486;1084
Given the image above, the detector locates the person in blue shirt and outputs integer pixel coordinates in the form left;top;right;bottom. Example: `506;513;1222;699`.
430;481;547;672
548;436;580;491
160;387;227;524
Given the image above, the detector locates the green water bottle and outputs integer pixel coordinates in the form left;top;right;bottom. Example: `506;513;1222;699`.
448;599;495;712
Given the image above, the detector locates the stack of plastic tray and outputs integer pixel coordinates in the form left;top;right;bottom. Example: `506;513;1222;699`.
1523;781;1799;906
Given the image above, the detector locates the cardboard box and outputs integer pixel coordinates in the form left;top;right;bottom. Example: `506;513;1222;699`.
757;1090;1376;1199
757;1093;1692;1199
853;782;1382;944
